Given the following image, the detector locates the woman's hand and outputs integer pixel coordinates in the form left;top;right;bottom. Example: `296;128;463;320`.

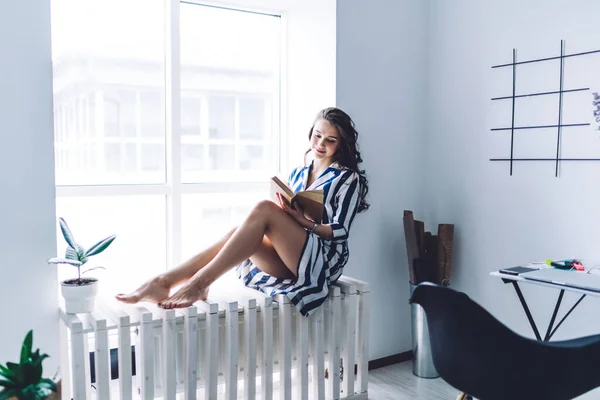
276;193;308;225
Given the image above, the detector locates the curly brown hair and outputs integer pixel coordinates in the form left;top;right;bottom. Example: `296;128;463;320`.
305;107;370;213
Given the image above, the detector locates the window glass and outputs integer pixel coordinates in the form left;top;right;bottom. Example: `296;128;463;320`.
239;97;266;140
51;0;165;185
51;1;282;289
181;191;266;290
55;196;167;296
180;3;280;183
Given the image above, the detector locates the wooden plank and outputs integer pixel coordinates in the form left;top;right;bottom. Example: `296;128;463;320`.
225;301;239;400
97;297;133;400
244;299;257;400
89;311;110;400
195;312;206;392
338;277;370;394
310;306;325;400
117;313;133;400
160;309;177;400
276;295;292;400
201;300;219;400
414;220;425;259
83;326;92;400
69;315;87;400
58;316;71;400
184;306;199;400
139;308;155;399
238;288;274;400
357;288;370;395
437;223;454;286
335;282;357;397
261;296;274;400
296;310;309;400
403;210;419;284
326;287;341;400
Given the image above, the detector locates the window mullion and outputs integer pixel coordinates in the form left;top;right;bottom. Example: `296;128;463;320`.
165;0;182;270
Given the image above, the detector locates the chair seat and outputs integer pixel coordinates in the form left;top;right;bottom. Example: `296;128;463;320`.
546;333;600;348
410;282;600;400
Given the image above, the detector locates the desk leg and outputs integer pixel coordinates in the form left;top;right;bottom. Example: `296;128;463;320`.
544;290;565;341
547;294;586;341
511;282;542;341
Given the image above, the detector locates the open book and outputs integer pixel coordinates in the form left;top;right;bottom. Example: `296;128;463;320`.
270;176;324;222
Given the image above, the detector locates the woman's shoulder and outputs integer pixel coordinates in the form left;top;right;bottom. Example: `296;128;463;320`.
332;165;359;181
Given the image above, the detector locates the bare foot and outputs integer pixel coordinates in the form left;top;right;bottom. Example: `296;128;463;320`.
158;283;209;309
115;277;171;304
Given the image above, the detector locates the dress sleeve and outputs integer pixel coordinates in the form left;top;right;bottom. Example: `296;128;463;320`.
323;171;360;241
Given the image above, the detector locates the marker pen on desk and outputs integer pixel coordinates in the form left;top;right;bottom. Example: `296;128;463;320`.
545;259;584;271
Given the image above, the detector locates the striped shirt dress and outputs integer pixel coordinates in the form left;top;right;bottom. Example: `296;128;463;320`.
236;161;361;317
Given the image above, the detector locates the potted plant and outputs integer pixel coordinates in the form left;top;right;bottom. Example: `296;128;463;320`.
0;330;60;400
48;218;116;314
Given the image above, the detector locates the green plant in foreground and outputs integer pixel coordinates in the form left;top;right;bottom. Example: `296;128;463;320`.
48;217;116;284
0;330;56;400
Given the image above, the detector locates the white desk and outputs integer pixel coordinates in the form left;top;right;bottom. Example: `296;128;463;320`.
490;269;598;341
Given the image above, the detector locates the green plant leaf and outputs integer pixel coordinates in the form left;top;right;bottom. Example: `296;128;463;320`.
84;235;116;257
0;364;15;381
0;379;16;389
32;365;42;387
37;379;56;392
20;385;36;400
5;363;22;386
74;244;88;265
35;386;54;399
20;363;36;386
58;218;77;249
5;363;19;374
65;247;78;260
0;388;20;400
47;258;82;267
19;331;33;365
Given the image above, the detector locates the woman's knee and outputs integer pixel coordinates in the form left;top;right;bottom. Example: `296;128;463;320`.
249;199;280;220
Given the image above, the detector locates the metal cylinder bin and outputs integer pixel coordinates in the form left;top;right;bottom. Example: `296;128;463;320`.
410;283;440;378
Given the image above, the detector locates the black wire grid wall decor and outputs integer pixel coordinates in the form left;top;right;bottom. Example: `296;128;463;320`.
490;40;600;177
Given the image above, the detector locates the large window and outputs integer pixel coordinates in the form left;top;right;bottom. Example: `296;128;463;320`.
51;0;281;293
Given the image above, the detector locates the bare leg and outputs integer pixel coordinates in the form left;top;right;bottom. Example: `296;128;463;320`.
158;200;307;309
115;228;236;304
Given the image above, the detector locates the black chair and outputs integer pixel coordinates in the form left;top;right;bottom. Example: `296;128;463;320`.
409;282;600;400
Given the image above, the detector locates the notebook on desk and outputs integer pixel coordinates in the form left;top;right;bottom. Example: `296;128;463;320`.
521;268;600;292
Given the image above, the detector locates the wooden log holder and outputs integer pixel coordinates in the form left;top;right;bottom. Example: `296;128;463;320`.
403;210;454;286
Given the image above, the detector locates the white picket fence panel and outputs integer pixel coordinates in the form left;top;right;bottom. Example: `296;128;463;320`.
58;276;370;400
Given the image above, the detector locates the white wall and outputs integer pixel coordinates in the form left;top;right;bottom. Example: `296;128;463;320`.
0;0;58;370
426;0;600;339
337;0;430;359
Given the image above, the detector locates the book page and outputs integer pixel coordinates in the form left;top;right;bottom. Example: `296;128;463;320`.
294;196;324;222
270;176;294;203
296;190;324;203
269;176;324;222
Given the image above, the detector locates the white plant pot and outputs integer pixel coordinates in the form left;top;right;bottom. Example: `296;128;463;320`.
61;278;99;314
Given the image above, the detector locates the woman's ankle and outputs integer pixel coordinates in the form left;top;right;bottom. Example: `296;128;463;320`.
153;275;173;289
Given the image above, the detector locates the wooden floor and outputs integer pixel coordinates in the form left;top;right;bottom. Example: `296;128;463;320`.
368;361;456;400
368;361;600;399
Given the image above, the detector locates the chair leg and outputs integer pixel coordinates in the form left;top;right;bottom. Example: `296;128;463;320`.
456;392;473;400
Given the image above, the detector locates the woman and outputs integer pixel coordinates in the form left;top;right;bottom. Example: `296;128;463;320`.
116;107;369;316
